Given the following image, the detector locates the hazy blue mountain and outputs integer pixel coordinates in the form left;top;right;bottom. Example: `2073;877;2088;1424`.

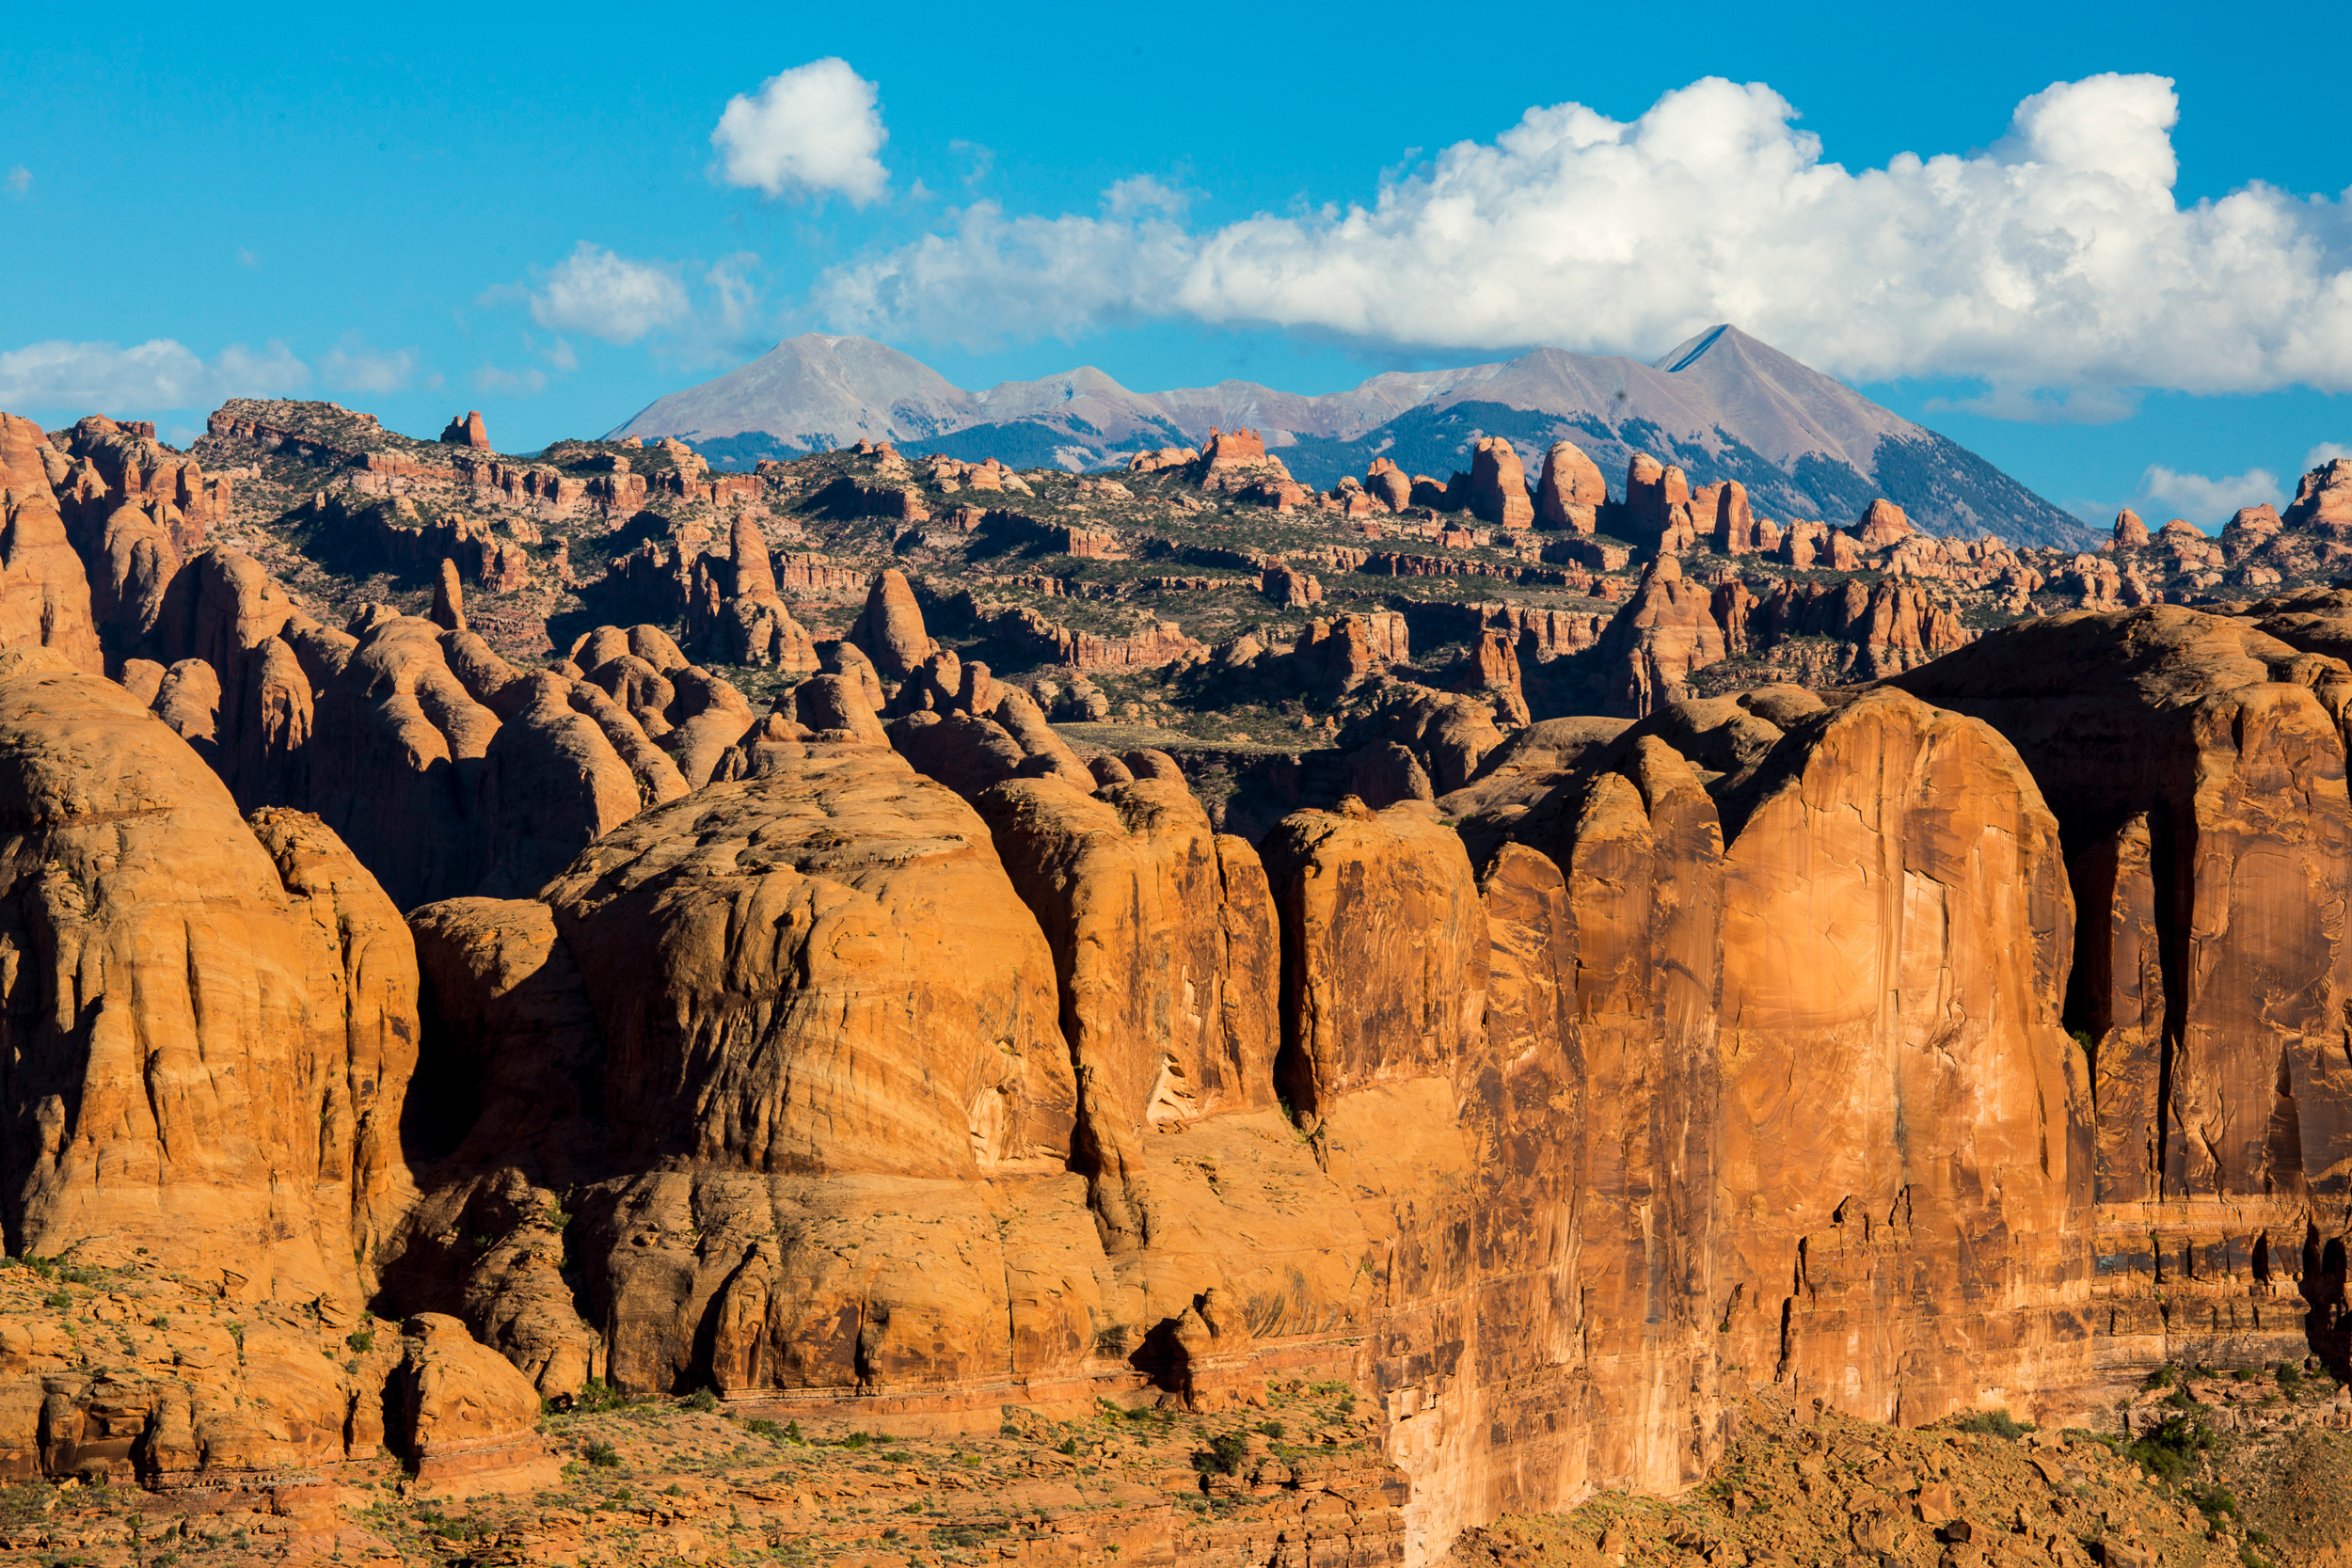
612;325;2089;546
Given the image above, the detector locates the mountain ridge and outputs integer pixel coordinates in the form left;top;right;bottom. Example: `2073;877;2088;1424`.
611;326;2091;546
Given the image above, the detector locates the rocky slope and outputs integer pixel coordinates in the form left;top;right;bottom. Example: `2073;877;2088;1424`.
8;396;2352;1566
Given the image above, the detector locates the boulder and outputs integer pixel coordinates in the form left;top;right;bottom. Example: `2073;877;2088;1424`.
393;1314;562;1496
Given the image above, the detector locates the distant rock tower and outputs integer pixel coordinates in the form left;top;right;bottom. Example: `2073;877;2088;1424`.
439;410;491;451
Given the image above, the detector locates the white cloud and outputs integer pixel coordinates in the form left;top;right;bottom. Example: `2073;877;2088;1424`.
5;167;28;198
527;243;690;343
814;73;2352;410
472;363;548;397
2308;442;2352;469
2140;464;2283;522
1103;175;1189;219
0;338;309;412
317;337;417;394
712;58;888;205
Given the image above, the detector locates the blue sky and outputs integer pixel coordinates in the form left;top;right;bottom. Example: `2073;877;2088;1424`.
4;1;2347;529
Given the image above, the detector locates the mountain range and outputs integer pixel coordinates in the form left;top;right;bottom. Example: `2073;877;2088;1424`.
611;325;2090;546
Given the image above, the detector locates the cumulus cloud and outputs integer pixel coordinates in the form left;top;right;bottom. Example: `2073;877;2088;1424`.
2140;464;2283;522
318;337;417;394
2309;442;2352;468
814;73;2352;409
712;58;888;205
0;338;308;412
527;243;691;344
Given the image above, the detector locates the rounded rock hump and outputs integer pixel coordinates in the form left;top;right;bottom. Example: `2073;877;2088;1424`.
0;656;417;1304
847;567;936;681
1536;438;1607;531
540;746;1074;1178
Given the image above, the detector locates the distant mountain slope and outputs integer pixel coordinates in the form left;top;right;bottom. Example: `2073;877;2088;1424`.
612;327;2090;546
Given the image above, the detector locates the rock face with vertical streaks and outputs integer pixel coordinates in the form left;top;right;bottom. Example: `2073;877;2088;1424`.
1704;687;2094;1426
1893;606;2349;1374
0;647;415;1302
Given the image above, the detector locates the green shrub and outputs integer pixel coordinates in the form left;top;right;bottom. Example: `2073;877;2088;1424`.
1191;1431;1251;1476
582;1440;622;1468
1950;1408;2032;1440
572;1379;627;1414
681;1388;717;1413
2126;1413;2213;1483
1056;1436;1079;1456
1256;1420;1286;1441
345;1329;374;1354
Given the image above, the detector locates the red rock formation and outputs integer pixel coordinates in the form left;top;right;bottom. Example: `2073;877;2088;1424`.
1709;480;1757;555
1506;739;1725;1490
1260;561;1324;608
684;512;820;671
55;415;230;553
847;568;937;680
1293;611;1408;693
1595;556;1725;717
540;749;1085;1395
440;410;492;450
1470;437;1534;530
432;557;467;632
1852;497;1914;549
2113;508;2152;546
1200;427;1267;468
2285;457;2352;533
1708;689;2092;1425
1365;456;1413;512
1535;440;1606;531
1894;607;2352;1373
0;649;417;1303
0;415;104;674
966;597;1210;673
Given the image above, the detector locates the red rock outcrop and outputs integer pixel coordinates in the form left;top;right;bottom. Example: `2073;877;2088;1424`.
540;749;1090;1397
1709;480;1757;555
1595;557;1725;717
1366;456;1414;512
1470;437;1534;530
440;410;492;450
1706;688;2093;1425
846;568;936;680
0;649;416;1302
0;413;104;674
2285;457;2352;533
1851;497;1914;549
1535;440;1606;532
684;512;820;671
1893;607;2352;1373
